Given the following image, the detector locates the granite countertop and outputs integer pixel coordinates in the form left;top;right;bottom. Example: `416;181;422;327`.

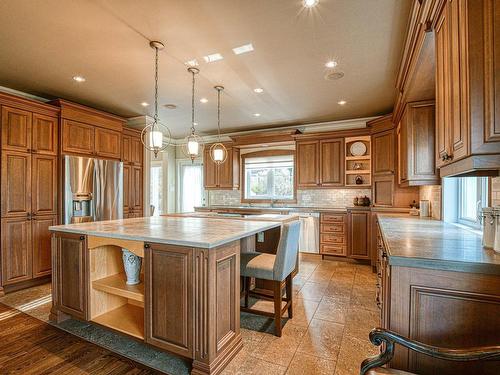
378;215;500;274
165;212;299;222
49;216;280;249
194;205;404;213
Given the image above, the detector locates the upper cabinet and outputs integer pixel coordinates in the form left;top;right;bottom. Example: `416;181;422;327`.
203;144;240;190
53;99;124;160
434;0;500;176
296;137;345;188
398;101;439;186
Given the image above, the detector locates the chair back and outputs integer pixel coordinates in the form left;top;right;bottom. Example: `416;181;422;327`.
273;220;301;281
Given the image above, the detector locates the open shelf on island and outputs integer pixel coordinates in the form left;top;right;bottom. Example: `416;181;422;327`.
93;304;144;340
93;273;144;302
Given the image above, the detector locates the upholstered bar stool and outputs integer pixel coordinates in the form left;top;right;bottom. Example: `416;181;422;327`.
240;221;300;336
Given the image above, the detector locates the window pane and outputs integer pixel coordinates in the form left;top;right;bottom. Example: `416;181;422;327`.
457;177;488;227
150;165;162;216
244;155;294;200
180;164;203;212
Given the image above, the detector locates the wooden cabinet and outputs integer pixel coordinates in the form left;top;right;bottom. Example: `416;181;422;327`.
372;175;394;207
1;106;32;152
95;127;121;159
54;232;88;319
32;215;57;277
0;92;60;293
145;244;193;357
320;139;344;186
62;120;94;155
372;130;395;175
296;138;344;188
203;145;240;189
1;217;32;285
319;212;347;257
296;141;320;187
435;0;500;176
122;128;144;218
398;101;439;186
347;210;370;259
32;113;58;155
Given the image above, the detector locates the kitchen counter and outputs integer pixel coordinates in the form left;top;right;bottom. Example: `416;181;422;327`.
49;216;280;249
166;212;299;222
195;205;411;213
377;215;500;274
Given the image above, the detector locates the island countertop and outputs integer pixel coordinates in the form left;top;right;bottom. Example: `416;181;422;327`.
164;212;300;222
49;216;281;249
377;215;500;274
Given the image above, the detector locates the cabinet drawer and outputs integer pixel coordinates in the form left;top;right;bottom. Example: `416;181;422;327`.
320;233;345;244
320;244;347;256
320;223;345;234
320;213;345;223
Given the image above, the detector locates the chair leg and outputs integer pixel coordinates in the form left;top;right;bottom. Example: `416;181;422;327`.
273;281;282;337
244;277;250;308
286;275;293;319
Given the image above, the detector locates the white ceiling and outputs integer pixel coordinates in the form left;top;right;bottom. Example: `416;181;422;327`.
0;0;411;137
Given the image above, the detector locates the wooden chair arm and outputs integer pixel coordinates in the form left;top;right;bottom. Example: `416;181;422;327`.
360;328;500;375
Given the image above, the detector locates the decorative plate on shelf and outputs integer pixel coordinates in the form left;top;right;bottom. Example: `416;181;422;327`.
350;141;367;156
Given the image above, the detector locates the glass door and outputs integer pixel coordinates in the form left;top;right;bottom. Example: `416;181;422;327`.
178;161;204;213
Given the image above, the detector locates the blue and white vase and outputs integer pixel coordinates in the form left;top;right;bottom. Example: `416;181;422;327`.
122;249;142;285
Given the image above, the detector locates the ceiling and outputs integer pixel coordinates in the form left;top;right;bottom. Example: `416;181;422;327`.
0;0;411;137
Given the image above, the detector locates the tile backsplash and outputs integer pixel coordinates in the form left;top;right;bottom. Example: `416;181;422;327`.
207;188;372;208
492;177;500;206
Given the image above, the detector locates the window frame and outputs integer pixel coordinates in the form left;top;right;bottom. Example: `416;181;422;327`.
241;149;296;204
456;177;489;229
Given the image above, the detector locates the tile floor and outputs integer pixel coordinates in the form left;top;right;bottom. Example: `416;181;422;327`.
0;254;380;375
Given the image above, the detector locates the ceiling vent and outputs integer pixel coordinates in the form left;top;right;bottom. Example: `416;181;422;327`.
324;71;345;81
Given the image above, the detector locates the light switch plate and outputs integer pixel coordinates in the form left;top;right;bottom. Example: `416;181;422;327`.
257;232;265;242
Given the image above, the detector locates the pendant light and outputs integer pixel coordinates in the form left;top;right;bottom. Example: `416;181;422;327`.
182;67;204;162
140;41;171;158
210;85;227;164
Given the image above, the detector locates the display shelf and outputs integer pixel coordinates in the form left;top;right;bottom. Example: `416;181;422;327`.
345;155;371;161
345;170;371;175
92;273;144;302
93;304;144;340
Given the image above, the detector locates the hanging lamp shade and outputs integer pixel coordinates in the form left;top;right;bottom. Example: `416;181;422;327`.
182;67;204;162
140;41;171;158
210;85;227;164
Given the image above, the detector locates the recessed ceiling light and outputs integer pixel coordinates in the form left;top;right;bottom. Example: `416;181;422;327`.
303;0;319;8
254;88;264;93
325;60;337;68
203;53;223;63
325;71;345;80
200;98;208;103
232;43;254;55
253;113;261;117
184;59;199;67
73;75;86;82
141;102;149;107
164;104;177;109
337;100;347;105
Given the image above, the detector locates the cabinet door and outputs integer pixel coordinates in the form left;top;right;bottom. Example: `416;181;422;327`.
372;175;394;207
56;232;88;319
95;128;121;159
131;166;143;212
1;217;32;285
145;244;193;358
296;141;320;188
62;120;94;155
131;136;143;166
32;154;57;216
1;150;31;218
320;139;344;186
32;215;57;278
1;106;32;152
372;130;395;175
218;147;235;188
348;211;370;259
122;134;132;163
203;148;218;188
398;120;408;183
32;113;58;155
123;164;131;214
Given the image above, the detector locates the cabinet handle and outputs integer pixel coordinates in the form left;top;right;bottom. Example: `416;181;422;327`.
441;152;453;162
79;236;85;241
144;243;150;249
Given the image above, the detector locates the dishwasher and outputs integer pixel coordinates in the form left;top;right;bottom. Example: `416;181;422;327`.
298;212;320;253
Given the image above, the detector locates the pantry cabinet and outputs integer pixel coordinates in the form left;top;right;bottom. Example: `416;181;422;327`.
122;128;144;218
434;0;500;176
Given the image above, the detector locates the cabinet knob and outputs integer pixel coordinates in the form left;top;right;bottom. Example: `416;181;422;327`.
442;152;453;162
144;243;150;249
79;236;85;241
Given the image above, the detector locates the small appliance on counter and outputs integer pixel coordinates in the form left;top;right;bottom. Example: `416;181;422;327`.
419;200;430;217
353;196;370;206
493;207;500;253
481;207;496;249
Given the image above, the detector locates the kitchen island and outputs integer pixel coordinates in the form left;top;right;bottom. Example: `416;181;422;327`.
49;216;287;375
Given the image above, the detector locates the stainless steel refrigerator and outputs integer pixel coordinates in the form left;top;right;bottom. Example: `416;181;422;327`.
63;155;123;224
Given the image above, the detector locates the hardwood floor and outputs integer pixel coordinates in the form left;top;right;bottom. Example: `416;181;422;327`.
0;303;159;374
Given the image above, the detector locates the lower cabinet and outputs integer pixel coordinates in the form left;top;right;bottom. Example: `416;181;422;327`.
347;210;370;259
145;244;193;358
54;232;88;319
32;215;57;277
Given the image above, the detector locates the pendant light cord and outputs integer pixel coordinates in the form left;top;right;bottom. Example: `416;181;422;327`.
191;69;196;135
217;88;221;142
154;46;159;124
